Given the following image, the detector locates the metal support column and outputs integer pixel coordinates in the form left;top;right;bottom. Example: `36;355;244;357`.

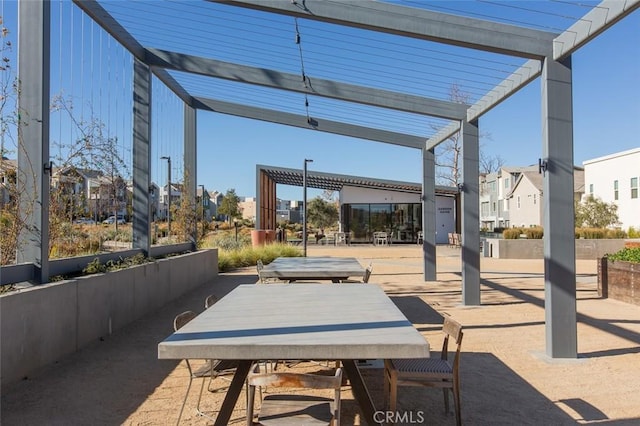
542;55;577;358
461;120;481;305
422;147;436;281
132;59;152;254
184;104;197;247
17;0;50;283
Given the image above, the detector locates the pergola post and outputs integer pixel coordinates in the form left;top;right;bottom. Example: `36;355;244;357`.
132;59;152;254
542;55;577;358
422;147;436;281
461;119;481;305
16;0;50;283
184;104;197;247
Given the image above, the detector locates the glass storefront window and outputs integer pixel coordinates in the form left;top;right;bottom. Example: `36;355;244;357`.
344;203;422;243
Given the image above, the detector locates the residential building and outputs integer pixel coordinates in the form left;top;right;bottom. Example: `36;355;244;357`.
51;166;129;220
506;167;584;228
0;157;16;208
239;196;257;221
480;166;538;230
196;186;212;222
583;147;640;230
480;165;585;230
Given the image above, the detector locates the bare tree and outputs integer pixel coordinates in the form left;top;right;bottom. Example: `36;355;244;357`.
435;84;501;186
50;96;129;224
480;151;505;174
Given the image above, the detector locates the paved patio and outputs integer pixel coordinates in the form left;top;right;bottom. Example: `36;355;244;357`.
1;244;639;425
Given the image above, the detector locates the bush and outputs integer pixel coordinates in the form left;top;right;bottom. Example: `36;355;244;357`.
575;227;626;239
576;227;606;239
605;229;627;239
524;227;543;239
215;243;302;272
628;226;640;238
503;228;522;239
607;247;640;263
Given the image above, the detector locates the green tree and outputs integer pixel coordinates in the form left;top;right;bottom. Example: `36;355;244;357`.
218;188;240;222
575;195;619;228
306;196;338;230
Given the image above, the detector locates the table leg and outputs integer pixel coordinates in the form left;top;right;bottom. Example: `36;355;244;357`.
214;360;253;426
341;359;382;426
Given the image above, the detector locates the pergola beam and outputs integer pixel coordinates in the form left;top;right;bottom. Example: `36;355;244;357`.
467;59;542;122
213;0;556;58
193;96;425;149
426;121;460;150
145;48;466;120
554;0;640;60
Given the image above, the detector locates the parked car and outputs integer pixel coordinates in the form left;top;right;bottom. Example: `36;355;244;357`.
102;215;126;225
74;218;96;225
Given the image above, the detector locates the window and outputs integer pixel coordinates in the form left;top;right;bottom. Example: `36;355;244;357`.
533;194;537;205
492;202;496;213
632;177;638;199
589;183;594;195
481;202;490;216
614;180;618;201
504;178;510;189
517;196;521;209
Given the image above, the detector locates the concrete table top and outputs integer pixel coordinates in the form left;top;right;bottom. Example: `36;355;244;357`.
259;256;366;282
158;283;429;360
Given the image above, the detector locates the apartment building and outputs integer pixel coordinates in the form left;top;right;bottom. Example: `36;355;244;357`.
583;147;640;230
480;165;585;230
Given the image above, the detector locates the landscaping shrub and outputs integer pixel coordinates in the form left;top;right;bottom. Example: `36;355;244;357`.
576;227;606;239
215;243;302;272
503;228;522;239
628;226;640;239
607;247;640;263
524;227;544;239
605;229;627;239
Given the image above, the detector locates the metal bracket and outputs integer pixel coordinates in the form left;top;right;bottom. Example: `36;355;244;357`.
538;158;548;176
43;161;53;174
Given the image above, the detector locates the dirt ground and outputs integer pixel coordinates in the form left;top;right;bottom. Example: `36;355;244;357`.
2;244;640;425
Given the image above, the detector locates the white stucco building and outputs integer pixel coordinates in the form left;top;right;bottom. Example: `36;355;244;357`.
583;148;640;230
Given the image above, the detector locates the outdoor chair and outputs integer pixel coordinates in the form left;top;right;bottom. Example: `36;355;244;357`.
384;316;464;426
373;231;389;246
173;311;238;424
340;262;373;283
256;259;285;283
246;363;343;426
204;294;219;309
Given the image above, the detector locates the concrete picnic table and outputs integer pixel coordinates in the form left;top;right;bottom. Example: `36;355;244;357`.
158;283;430;425
260;256;366;282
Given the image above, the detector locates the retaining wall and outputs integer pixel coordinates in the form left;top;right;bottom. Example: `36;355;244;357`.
483;239;626;259
0;249;217;391
598;258;639;305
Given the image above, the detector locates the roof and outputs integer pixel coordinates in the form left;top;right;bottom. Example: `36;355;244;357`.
257;164;457;196
507;168;585;198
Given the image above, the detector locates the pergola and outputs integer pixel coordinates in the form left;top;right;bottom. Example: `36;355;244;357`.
17;0;639;358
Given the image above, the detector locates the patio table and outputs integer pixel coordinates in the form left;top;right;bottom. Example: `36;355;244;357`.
158;283;429;426
259;256;365;282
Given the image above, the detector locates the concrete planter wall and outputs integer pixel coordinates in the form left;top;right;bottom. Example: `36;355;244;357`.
483;238;626;260
0;249;217;391
598;257;639;305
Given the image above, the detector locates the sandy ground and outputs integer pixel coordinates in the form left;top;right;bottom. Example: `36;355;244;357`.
2;244;640;425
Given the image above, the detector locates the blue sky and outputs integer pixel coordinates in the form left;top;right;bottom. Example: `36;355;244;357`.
2;2;638;202
194;7;639;200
